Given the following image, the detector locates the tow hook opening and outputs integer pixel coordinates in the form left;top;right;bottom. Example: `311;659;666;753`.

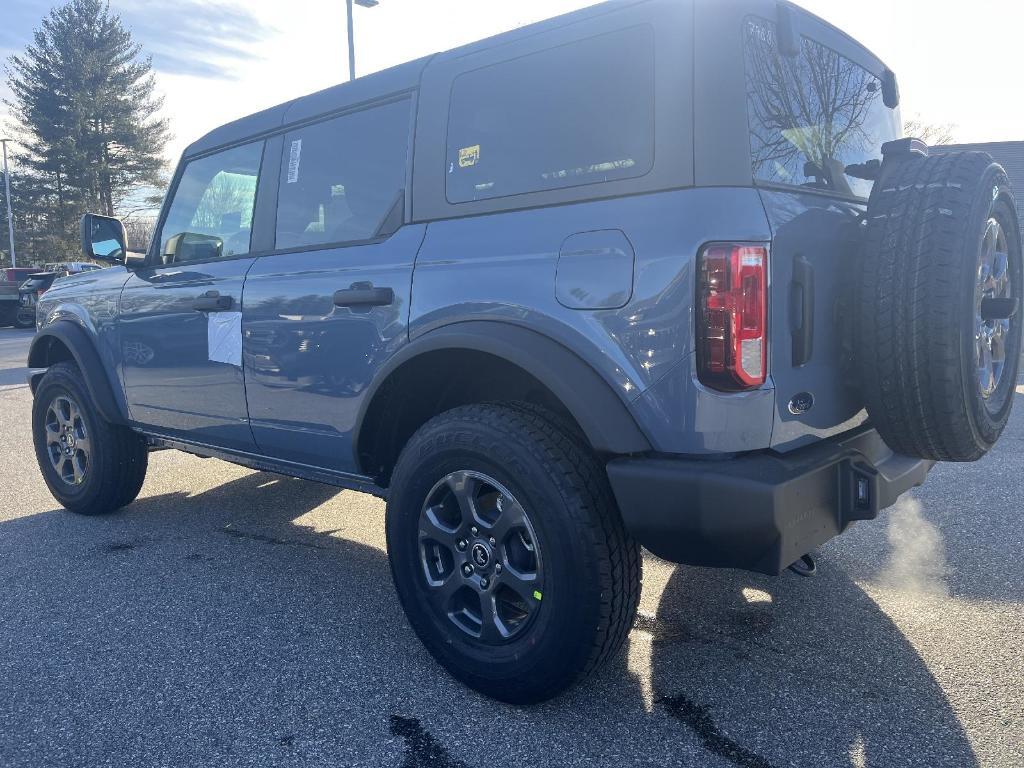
788;553;817;577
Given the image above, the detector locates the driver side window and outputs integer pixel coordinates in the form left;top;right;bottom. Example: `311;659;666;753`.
157;141;263;265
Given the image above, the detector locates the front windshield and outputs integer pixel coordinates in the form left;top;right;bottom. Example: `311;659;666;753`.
743;17;901;199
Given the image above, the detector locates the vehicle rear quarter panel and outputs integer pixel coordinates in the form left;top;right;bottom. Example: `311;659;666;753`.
410;187;775;454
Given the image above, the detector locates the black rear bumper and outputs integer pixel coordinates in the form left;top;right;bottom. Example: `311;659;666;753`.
606;428;933;575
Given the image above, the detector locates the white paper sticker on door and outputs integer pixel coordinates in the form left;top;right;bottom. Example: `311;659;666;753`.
208;311;243;367
287;139;302;183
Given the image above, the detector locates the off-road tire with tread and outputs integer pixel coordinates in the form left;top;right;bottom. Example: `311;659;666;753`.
855;150;1023;461
32;361;148;515
14;308;36;329
386;402;641;704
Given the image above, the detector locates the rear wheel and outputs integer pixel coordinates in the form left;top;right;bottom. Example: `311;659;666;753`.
386;403;640;704
32;361;148;515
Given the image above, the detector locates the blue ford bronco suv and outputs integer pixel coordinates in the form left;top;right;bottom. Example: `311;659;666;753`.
28;0;1021;703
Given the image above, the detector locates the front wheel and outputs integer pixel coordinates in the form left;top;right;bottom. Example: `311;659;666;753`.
386;403;641;704
32;362;149;515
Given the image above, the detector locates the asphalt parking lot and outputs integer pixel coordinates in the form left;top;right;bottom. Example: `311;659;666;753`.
0;326;1021;767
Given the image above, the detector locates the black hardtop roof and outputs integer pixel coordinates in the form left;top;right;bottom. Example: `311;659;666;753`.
182;55;432;158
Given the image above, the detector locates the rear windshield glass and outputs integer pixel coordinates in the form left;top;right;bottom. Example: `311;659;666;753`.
446;25;655;204
743;17;901;199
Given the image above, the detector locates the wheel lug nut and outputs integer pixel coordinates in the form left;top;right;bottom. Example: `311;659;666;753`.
470;526;479;536
488;537;496;546
457;539;467;551
495;563;502;574
480;577;489;589
462;564;473;577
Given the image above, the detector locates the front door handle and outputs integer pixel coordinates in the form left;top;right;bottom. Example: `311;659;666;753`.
193;290;234;312
333;285;395;308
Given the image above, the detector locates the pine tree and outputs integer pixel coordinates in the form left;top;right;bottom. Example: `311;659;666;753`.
4;0;169;257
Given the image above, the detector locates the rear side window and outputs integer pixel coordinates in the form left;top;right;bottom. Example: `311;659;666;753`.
743;17;901;199
275;99;411;250
158;141;263;265
445;25;655;204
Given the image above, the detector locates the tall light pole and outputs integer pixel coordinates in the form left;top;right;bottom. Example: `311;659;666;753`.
346;0;379;82
0;139;15;269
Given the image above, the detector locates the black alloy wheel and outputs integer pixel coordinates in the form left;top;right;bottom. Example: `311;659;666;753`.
386;403;640;704
418;470;544;644
32;361;149;515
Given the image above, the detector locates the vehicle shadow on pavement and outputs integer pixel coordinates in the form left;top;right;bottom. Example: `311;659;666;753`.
644;561;978;768
0;469;977;767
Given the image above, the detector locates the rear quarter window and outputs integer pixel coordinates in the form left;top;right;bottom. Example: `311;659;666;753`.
743;16;901;199
445;25;655;204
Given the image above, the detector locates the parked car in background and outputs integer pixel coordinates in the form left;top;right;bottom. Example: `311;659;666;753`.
7;262;104;329
26;0;1022;704
18;273;58;296
42;261;103;277
16;272;60;329
0;267;39;328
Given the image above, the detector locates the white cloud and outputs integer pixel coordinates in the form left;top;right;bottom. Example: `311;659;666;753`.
157;0;1024;160
155;0;600;160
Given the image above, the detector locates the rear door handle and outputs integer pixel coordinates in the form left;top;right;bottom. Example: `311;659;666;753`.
193;290;234;312
333;285;394;308
789;255;814;367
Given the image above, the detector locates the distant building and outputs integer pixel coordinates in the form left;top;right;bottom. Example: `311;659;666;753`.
930;141;1024;225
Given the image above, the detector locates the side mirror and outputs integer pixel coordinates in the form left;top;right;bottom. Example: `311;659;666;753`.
163;232;223;265
81;213;128;265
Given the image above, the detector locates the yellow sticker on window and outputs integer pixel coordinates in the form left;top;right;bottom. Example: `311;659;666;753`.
458;145;481;168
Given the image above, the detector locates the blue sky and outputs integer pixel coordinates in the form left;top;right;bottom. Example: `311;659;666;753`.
1;0;1021;171
0;0;274;79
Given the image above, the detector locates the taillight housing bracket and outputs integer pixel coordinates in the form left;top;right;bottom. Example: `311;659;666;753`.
696;243;768;392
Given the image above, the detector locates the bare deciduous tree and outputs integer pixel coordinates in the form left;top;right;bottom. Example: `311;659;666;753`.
744;19;887;195
903;115;957;146
122;216;156;253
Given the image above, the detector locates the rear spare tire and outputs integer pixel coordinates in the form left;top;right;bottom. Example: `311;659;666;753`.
15;306;36;329
856;147;1022;461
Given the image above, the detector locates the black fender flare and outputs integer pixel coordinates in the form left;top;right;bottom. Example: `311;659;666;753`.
354;321;652;468
28;321;128;425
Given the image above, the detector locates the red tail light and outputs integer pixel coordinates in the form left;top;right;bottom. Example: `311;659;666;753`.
697;244;768;391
